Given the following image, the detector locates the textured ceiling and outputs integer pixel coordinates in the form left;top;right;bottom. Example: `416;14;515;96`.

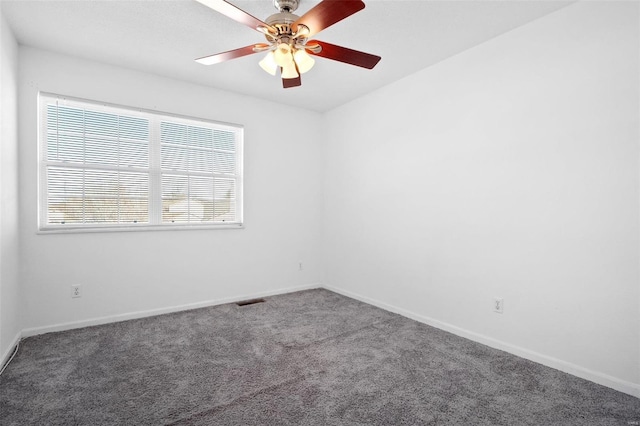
1;0;572;112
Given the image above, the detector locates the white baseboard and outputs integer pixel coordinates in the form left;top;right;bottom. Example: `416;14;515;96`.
0;331;22;371
323;284;640;399
21;283;320;338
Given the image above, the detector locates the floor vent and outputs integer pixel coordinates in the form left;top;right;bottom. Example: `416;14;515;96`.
236;298;265;307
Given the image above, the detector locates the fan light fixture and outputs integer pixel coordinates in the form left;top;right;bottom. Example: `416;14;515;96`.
281;60;299;79
274;43;292;66
259;51;278;75
261;44;314;79
293;48;315;74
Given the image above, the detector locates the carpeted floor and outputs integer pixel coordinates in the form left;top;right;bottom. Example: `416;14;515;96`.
1;289;639;425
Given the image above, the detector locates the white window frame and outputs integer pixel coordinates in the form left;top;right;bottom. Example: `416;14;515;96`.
38;92;244;233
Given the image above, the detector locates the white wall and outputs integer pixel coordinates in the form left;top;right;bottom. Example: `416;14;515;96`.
324;1;639;395
18;47;324;332
0;11;21;361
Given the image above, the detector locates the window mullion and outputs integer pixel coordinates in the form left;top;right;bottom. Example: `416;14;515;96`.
235;129;244;224
82;110;86;224
149;115;162;226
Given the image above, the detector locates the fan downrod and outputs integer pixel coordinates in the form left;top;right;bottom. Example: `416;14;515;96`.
273;0;299;13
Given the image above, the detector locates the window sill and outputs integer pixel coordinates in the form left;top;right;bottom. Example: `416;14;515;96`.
37;223;244;235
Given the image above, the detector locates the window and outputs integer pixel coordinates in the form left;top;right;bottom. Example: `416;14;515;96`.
39;93;243;231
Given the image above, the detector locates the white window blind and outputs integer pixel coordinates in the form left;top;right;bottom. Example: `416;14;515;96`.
39;93;243;231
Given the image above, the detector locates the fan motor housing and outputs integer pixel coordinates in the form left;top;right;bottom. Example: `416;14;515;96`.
266;12;299;27
265;11;302;44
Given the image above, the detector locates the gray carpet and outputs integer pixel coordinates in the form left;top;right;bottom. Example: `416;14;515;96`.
1;289;639;425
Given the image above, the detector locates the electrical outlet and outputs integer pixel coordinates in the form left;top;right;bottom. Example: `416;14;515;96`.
299;262;303;271
71;285;81;298
493;298;504;314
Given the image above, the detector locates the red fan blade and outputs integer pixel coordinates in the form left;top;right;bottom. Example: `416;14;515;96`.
282;66;302;88
195;0;275;33
293;0;365;38
283;75;302;88
196;44;267;65
309;40;381;69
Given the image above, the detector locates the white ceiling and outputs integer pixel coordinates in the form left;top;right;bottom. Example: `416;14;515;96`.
1;0;572;112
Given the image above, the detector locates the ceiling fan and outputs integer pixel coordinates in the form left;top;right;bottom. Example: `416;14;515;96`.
194;0;381;88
